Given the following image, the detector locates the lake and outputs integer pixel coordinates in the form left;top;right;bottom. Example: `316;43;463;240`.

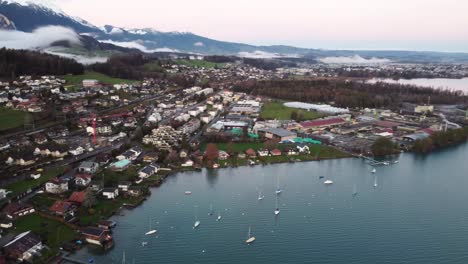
72;143;468;264
367;78;468;93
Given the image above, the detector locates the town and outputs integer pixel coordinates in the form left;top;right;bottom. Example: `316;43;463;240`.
0;58;467;263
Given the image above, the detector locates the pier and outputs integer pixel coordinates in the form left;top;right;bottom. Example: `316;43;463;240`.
61;256;90;264
359;155;390;166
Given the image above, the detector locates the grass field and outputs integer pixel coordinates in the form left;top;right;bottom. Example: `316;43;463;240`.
175;60;224;69
142;62;165;72
6;166;67;196
260;102;322;120
0;107;31;131
62;71;138;86
15;213;77;251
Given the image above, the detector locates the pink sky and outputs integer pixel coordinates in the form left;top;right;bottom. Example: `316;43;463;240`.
55;0;468;51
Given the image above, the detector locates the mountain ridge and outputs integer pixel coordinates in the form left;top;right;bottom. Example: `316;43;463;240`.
1;0;468;63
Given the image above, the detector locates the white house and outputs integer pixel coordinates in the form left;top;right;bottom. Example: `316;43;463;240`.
181;159;194;167
45;179;68;194
69;146;85;156
102;188;119;199
78;161;99;174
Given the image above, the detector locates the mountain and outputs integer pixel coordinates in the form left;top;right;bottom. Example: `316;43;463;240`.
0;13;15;29
1;0;468;63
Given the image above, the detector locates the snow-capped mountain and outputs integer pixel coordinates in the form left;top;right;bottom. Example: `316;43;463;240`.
1;0;468;63
0;0;100;33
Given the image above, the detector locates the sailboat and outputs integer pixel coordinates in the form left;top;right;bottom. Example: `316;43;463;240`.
217;212;222;221
258;190;264;200
193;214;201;229
275;175;282;195
145;219;157;235
373;176;378;187
371;168;376;174
245;226;256;244
274;195;280;215
352;184;358;196
208;204;214;216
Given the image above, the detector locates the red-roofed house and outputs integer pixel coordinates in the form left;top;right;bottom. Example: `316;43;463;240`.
300;118;347;131
270;149;282;156
75;174;92;187
68;191;86;205
49;201;76;221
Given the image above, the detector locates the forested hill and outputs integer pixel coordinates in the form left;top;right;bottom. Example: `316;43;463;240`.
0;48;84;78
234;79;468;108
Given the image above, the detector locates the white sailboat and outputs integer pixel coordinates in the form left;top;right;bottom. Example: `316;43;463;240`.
258;190;264;200
373;176;378;187
145;219;157;235
245;226;256;244
275;175;282;195
371;168;377;174
193;213;201;229
324;180;334;185
217;212;222;221
274;195;280;215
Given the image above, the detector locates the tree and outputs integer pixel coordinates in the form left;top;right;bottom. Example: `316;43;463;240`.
82;190;96;208
205;143;219;161
371;137;397;156
290;110;298;121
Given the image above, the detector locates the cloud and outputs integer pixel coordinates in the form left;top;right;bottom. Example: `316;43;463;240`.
319;55;391;64
99;39;179;53
44;49;108;65
0;26;81;50
237;50;300;59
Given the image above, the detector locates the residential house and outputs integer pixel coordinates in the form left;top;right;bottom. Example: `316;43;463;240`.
102;188;119;199
270;149;282;156
96;153;111;165
69;146;85;156
116;147;142;161
218;150;230;160
1;203;35;219
45;178;68;194
257;149;269;157
138;164;158;178
127;187;143;197
142;152;159;163
284;148;299;156
81;227;113;247
296;144;310;154
74;174;92;187
117;182;132;192
49;201;76;221
68;191;87;205
3;231;43;262
89;181;103;192
78;161;99;174
181;159;194;167
245;148;257;158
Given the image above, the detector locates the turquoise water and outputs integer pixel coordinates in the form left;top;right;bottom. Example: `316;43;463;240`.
73;143;468;264
111;159;131;168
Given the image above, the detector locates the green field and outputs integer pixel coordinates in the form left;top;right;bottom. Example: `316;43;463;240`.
15;213;77;252
62;71;138;86
6;166;67;196
175;60;224;69
0;107;31;131
260;102;322;120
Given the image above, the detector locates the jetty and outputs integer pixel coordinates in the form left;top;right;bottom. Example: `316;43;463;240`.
61;256;89;264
